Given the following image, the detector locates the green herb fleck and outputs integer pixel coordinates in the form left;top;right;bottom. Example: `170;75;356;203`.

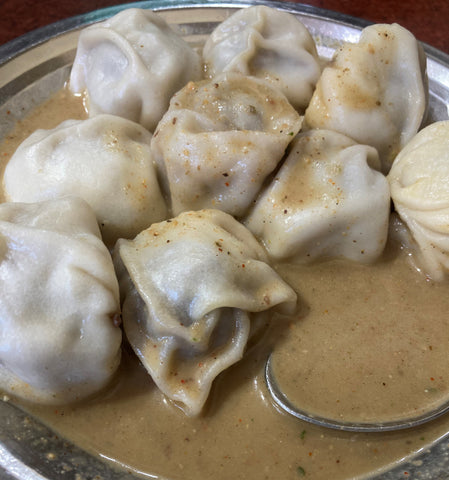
300;430;307;440
288;131;294;136
297;466;306;476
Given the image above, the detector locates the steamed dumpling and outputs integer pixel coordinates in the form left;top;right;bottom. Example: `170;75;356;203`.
2;114;168;247
304;23;428;173
114;209;297;416
203;5;321;113
69;8;202;132
151;72;302;217
245;130;391;263
388;121;449;280
0;197;122;404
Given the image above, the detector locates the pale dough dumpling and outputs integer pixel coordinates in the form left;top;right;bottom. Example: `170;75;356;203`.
203;5;321;113
114;209;297;416
0;196;122;404
388;121;449;280
304;23;428;173
151;72;302;218
69;8;202;132
245;130;391;263
2;114;168;247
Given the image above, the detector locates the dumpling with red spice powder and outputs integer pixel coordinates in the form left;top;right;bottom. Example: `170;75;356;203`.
113;209;297;416
303;23;427;173
3;114;168;247
151;72;302;218
244;129;391;264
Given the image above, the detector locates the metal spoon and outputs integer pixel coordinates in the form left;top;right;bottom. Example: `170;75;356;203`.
265;354;449;432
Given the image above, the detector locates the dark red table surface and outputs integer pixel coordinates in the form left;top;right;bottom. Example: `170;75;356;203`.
0;0;448;55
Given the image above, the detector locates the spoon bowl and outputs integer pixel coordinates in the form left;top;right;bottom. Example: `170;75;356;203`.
265;354;449;433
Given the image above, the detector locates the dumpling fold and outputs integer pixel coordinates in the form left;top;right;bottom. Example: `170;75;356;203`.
245;130;391;263
114;209;297;416
2;114;168;247
151;72;302;218
0;197;122;404
388;121;449;280
304;23;428;173
70;8;202;131
203;5;321;113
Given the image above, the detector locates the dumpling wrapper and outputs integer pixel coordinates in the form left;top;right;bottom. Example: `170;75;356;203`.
0;196;122;404
69;8;202;132
304;23;428;173
114;209;297;416
151;72;302;218
203;5;321;113
2;114;168;247
245;129;391;263
388;120;449;280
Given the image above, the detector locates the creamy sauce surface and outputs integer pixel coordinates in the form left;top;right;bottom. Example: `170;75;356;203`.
2;89;449;480
273;252;449;424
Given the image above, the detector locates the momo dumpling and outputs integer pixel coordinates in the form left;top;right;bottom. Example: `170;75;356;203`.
304;23;428;173
388;121;449;280
203;5;321;113
245;130;391;263
151;72;302;218
2;114;168;247
114;209;297;416
69;8;202;131
0;197;122;404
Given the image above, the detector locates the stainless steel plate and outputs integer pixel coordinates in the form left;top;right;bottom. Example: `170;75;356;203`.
1;1;449;479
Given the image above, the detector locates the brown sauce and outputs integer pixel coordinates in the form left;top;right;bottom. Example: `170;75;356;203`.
2;88;449;480
273;252;449;424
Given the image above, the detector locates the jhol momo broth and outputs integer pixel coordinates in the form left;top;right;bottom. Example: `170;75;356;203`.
1;5;449;480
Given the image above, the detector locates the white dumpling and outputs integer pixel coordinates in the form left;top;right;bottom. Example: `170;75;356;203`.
244;130;391;263
388;121;449;280
151;72;302;218
114;209;297;416
203;5;321;113
304;23;428;173
0;197;122;404
2;114;168;247
69;8;202;132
